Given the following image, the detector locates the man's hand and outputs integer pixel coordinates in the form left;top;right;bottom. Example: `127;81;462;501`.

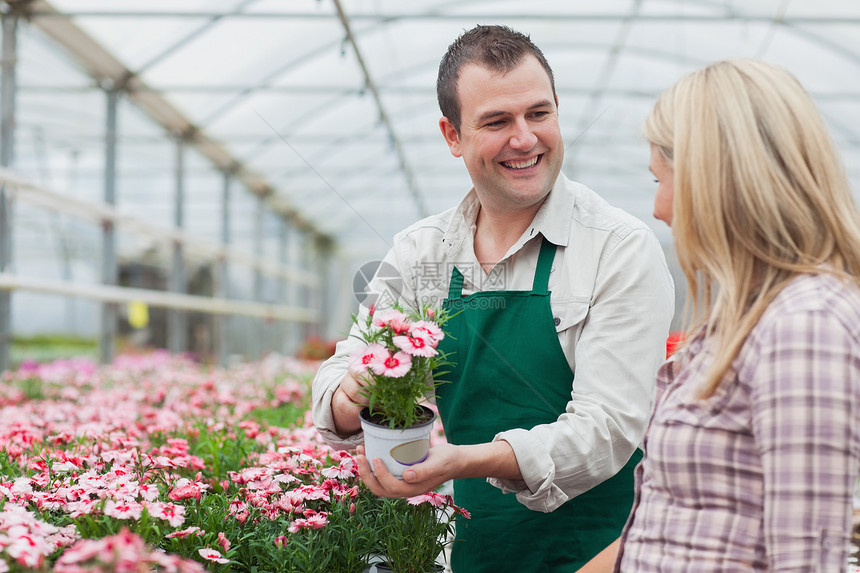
356;443;461;498
332;372;370;437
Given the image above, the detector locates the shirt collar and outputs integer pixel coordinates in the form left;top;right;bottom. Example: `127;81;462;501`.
442;174;575;259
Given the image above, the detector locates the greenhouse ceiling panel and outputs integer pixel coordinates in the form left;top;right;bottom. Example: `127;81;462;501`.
4;0;860;259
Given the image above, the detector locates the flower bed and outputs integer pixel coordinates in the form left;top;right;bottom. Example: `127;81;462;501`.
0;351;462;572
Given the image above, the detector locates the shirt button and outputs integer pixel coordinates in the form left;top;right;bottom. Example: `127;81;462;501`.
553;317;561;326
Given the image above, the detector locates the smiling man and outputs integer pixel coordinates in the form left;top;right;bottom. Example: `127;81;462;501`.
312;25;675;572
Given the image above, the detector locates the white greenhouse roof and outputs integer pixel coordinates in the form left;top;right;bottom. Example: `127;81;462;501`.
5;0;860;263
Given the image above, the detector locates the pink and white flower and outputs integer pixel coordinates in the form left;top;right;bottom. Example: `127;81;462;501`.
321;457;356;480
409;320;445;345
137;483;160;502
287;511;328;533
168;478;208;502
407;492;447;507
368;349;412;378
165;526;204;539
349;342;388;374
103;499;144;520
217;531;231;552
393;334;438;357
372;309;411;334
198;547;229;564
146;502;186;528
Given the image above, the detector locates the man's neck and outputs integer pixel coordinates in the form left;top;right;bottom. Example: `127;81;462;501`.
473;202;543;273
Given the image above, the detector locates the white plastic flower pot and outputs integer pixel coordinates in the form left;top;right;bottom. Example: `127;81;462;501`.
360;405;436;479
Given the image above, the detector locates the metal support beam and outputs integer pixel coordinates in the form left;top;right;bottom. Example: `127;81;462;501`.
99;87;118;364
216;170;231;367
22;10;860;25
168;137;187;353
253;196;264;358
21;0;330;246
565;0;642;175
300;233;315;343
331;0;426;219
311;240;325;340
277;217;288;355
285;225;300;356
0;12;17;371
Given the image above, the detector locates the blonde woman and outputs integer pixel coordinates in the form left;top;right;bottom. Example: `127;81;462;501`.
581;59;860;572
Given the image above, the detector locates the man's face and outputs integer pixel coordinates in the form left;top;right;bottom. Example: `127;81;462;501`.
439;55;564;214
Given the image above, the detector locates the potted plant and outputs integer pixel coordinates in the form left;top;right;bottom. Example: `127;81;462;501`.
370;493;470;573
349;303;451;478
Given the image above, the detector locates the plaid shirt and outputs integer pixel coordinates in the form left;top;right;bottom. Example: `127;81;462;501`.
617;272;860;572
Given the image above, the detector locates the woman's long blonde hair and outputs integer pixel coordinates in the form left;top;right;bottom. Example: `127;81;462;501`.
644;59;860;397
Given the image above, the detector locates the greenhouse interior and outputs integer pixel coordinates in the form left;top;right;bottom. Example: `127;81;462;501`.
2;0;860;571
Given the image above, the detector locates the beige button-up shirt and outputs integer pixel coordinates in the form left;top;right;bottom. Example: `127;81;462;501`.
312;174;675;512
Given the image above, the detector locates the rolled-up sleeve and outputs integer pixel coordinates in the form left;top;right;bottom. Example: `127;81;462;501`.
490;228;675;512
311;332;367;450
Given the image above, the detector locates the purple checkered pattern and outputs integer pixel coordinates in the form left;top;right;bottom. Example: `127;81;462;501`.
617;272;860;572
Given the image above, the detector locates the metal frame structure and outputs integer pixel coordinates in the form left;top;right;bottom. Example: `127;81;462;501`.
0;166;319;366
0;1;334;369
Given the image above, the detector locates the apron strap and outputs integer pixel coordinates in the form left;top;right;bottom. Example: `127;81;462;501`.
532;237;557;294
447;265;465;300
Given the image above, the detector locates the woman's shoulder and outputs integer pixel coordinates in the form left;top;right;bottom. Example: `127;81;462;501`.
758;271;860;339
775;271;860;312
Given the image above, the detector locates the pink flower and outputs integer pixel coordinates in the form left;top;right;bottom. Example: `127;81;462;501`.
137;483;160;502
305;511;328;528
54;535;126;569
274;535;288;548
147;502;186;528
11;477;32;496
148;550;207;573
103;499;144;520
51;461;78;472
372;309;411;333
168;478;207;502
409;320;445;345
5;533;49;567
227;498;246;515
217;532;231;552
448;495;471;519
407;492;447;507
321;457;355;479
198;548;229;564
66;499;98;518
349;343;387;374
165;526;204;539
369;349;412;378
393;334;438;357
287;511;328;532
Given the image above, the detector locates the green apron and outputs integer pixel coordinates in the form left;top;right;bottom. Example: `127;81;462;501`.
435;237;641;573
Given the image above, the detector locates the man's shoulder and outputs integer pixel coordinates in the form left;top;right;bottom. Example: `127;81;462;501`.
388;206;459;264
393;206;455;245
564;178;652;239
